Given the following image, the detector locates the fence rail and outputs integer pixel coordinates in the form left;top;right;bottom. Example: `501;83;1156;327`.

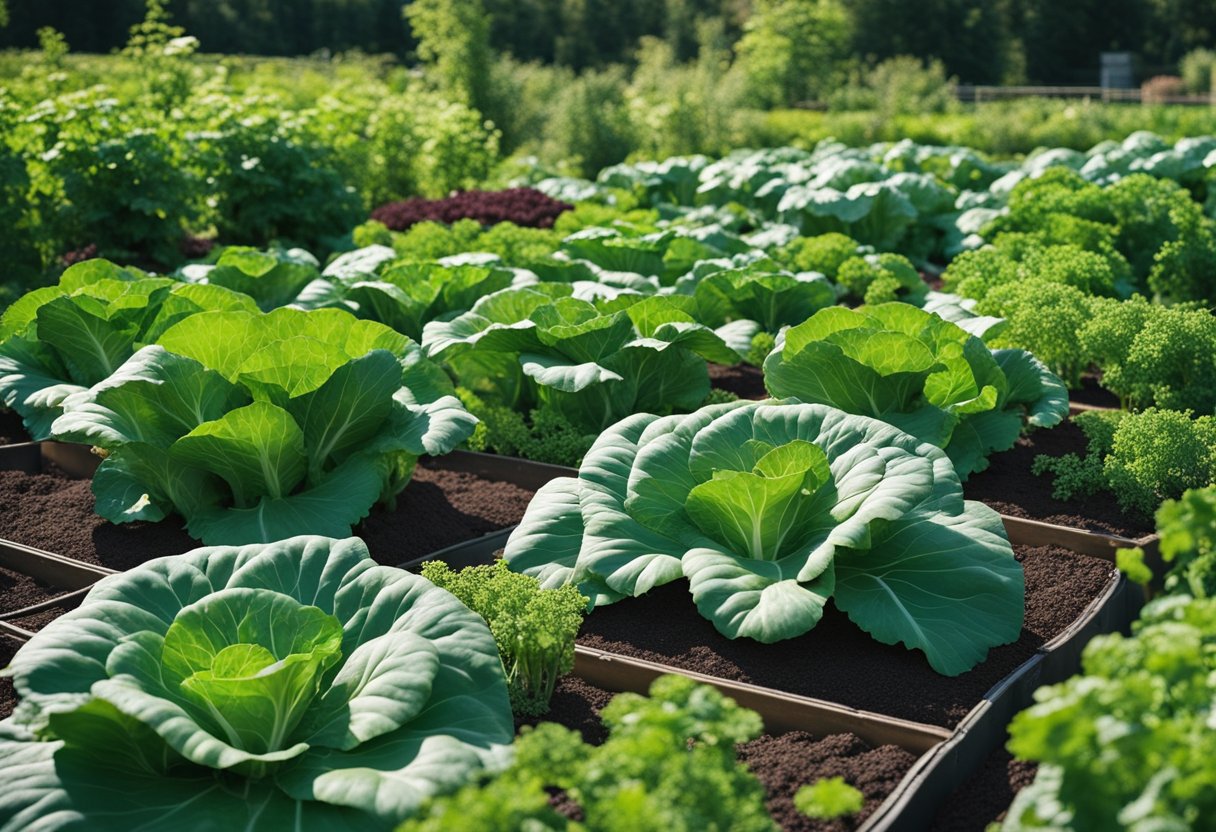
955;85;1214;105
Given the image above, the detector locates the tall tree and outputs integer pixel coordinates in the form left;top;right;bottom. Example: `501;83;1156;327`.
404;0;493;112
735;0;852;106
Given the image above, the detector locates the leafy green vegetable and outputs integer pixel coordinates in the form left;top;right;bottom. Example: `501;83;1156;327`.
1120;486;1216;599
420;559;588;717
763;303;1067;479
456;386;596;467
775;232;863;279
794;777;864;820
185;246;322;311
1034;409;1216;518
50;306;475;544
423;287;741;433
835;253;928;305
400;674;776;832
1081;297;1216;413
504;399;1024;675
0;535;514;831
976;279;1096;388
670;260;837;337
1002;595;1216;831
0;259;258;439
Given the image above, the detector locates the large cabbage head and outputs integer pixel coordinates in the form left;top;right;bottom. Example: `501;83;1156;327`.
505;400;1024;676
763;303;1068;479
0;536;514;832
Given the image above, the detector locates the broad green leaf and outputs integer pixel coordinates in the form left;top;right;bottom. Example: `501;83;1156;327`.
834;501;1024;676
36;296;136;385
172;403;308;505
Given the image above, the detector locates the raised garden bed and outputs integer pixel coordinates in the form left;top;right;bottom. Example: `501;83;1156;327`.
525;674;922;831
965;420;1153;539
0;444;536;569
574;545;1115;729
930;738;1037;832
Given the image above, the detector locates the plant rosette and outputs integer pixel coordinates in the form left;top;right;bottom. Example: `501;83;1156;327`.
49;306;476;545
505;399;1025;676
0;536;514;831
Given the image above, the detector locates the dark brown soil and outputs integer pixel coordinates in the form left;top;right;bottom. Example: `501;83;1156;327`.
6;606;69;633
0;567;63;614
577;545;1115;728
516;675;617;746
965;421;1152;538
531;676;915;831
0;458;535;569
739;731;918;832
931;745;1038;832
0;637;17;720
708;362;768;400
0;409;29;446
1068;376;1120;410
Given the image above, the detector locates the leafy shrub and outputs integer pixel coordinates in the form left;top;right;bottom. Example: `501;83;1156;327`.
400;675;775;832
775;232;863;279
764;304;1067;479
370;188;572;232
1081;297;1216;412
420;560;588;717
0;535;514;830
542;67;636;178
1180;47;1216;93
835;253;927;304
977;278;1096;388
51;307;476;544
456;386;595;467
0;259;257;439
505;399;1024;675
1003;595;1216;831
1034;409;1216;518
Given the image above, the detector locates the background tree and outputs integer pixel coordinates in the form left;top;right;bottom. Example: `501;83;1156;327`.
735;0;851;106
404;0;493;113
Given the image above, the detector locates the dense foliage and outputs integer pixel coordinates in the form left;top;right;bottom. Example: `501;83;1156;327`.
399;674;776;832
420;560;588;717
505;399;1024;674
370;188;572;232
0;536;515;831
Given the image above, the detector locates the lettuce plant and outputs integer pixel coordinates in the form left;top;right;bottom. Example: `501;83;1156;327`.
182;246;321;311
423;287;742;433
504;400;1024;675
0;536;514;831
0;259;257;439
763;304;1068;479
295;257;531;341
51;306;475;544
668;260;837;339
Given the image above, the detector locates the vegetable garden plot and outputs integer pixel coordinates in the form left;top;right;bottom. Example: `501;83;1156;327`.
0;443;536;570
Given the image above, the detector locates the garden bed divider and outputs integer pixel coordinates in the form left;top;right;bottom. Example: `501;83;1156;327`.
0;539;115;622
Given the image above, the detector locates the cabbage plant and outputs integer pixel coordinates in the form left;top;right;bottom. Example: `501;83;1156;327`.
0;259;257;439
0;536;514;831
423;287;742;433
504;400;1024;676
51;307;475;544
668;260;837;338
763;304;1068;479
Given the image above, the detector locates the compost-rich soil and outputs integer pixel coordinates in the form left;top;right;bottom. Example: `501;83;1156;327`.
0;458;535;570
0;637;16;720
0;565;78;616
0;410;30;446
578;545;1116;728
739;732;918;832
1068;376;1120;410
708;362;768;400
516;675;617;746
965;420;1152;538
931;744;1038;831
534;676;917;831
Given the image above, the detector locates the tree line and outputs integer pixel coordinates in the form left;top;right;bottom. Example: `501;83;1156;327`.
0;0;1213;85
